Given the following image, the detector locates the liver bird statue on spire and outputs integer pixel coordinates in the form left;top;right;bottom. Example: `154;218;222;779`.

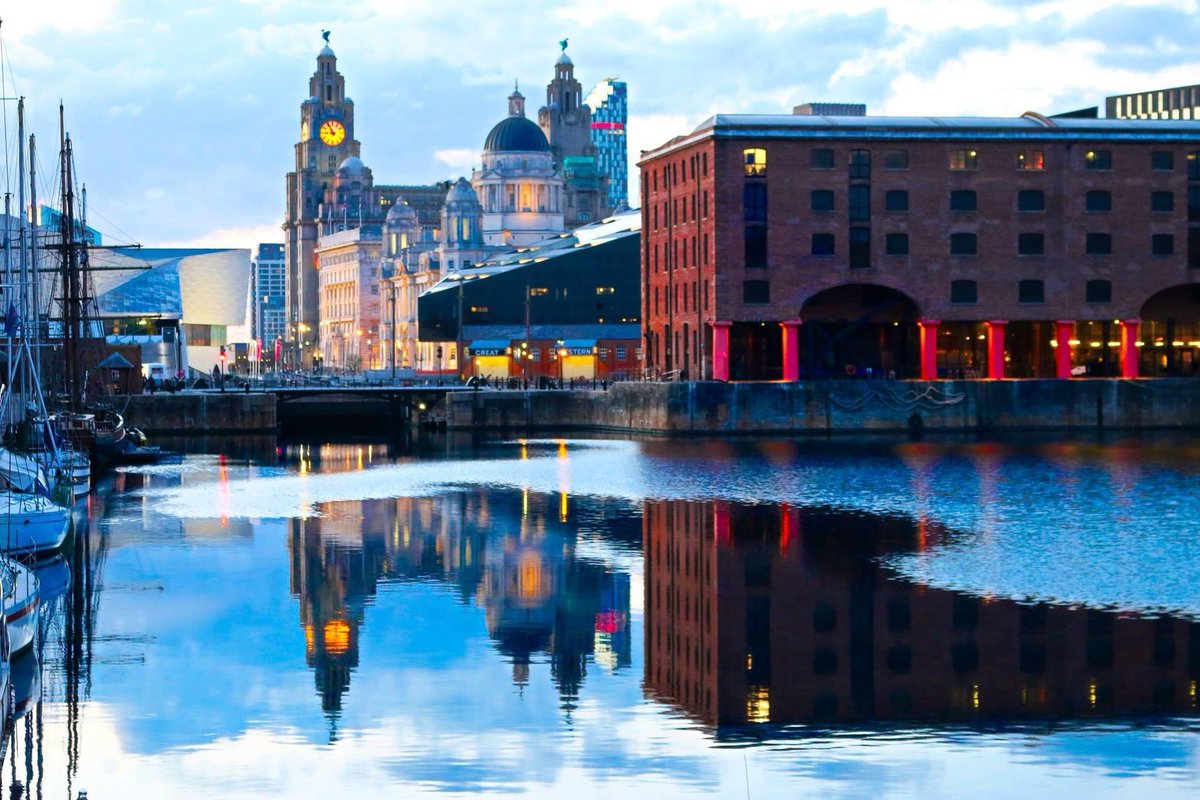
322;29;331;44
559;37;568;52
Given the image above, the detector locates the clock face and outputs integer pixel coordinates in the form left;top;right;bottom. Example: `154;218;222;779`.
319;119;346;147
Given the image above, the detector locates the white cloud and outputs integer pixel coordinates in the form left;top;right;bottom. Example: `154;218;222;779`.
157;224;281;250
433;148;477;173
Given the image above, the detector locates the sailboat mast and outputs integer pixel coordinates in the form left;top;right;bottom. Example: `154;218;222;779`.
59;104;81;410
16;97;27;414
28;134;39;382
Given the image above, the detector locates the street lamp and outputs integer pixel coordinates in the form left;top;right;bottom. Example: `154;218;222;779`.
557;339;566;387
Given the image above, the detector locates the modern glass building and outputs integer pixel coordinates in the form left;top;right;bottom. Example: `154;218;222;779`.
253;243;287;363
586;79;628;211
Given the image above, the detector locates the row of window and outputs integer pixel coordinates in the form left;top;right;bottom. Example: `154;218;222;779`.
740;279;1115;306
762;230;1193;259
763;187;1193;217
743;147;1198;176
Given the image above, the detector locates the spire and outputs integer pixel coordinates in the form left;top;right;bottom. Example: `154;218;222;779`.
319;29;335;58
508;82;526;117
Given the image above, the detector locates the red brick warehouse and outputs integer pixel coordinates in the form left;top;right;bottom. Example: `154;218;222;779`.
639;112;1200;381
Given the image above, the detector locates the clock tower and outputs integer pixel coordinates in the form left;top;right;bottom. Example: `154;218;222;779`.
283;35;360;369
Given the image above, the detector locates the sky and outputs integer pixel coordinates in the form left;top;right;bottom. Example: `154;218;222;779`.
2;0;1200;250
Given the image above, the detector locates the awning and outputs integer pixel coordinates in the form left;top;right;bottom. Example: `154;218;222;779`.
468;339;511;357
560;338;597;356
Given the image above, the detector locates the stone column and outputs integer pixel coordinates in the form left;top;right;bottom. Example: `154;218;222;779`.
918;320;940;381
1120;319;1141;379
781;320;802;382
711;321;732;381
1055;320;1075;379
986;320;1007;379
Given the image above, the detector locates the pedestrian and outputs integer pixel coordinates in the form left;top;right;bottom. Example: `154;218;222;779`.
147;376;157;395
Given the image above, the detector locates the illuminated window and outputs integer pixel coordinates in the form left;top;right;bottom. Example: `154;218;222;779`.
949;149;979;170
1085;149;1112;170
529;287;549;296
1017;150;1045;170
743;148;767;176
595;286;616;295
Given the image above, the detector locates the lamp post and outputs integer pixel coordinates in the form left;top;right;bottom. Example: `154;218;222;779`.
389;283;397;382
557;339;566;387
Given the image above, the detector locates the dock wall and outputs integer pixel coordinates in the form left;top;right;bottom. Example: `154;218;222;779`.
118;393;277;433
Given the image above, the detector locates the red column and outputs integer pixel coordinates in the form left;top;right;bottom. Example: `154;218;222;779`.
711;321;732;381
713;500;731;544
1120;319;1141;379
985;320;1007;379
1055;320;1075;379
781;320;802;381
918;320;940;380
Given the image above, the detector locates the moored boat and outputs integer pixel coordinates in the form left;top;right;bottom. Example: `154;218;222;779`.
1;558;38;656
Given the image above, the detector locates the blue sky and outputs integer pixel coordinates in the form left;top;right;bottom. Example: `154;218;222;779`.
2;0;1199;250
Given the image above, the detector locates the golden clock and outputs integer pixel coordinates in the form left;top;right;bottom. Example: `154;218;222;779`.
319;119;346;147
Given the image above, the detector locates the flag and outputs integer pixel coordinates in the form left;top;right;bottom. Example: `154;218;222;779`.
274;339;283;362
3;303;19;338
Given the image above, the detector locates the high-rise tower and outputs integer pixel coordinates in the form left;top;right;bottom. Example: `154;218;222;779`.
283;35;360;369
585;79;628;211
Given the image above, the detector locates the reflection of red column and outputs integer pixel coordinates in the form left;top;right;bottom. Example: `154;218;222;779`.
1120;319;1141;379
713;500;731;544
918;319;940;380
781;320;802;382
986;320;1007;379
712;321;732;381
779;503;800;554
1055;320;1075;379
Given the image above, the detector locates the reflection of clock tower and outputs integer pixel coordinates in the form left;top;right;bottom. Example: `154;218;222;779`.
283;36;361;368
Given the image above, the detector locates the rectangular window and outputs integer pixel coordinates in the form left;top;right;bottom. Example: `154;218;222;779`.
849;227;871;268
949;149;979;170
811;148;835;169
1152;151;1174;171
1018;232;1045;255
1152;191;1174;212
849;149;871;179
812;233;835;256
743;280;770;304
744;226;767;268
1086;232;1113;255
1086;190;1112;212
950;190;977;211
951;280;977;304
1190;227;1200;268
1017;150;1045;170
884;150;909;170
1189;151;1200;181
1086;279;1112;303
1152;233;1175;255
885;190;909;212
849;185;870;221
616;346;628;359
811;190;835;212
1018;279;1045;303
743;148;767;177
885;232;909;256
1085;149;1113;170
595;286;616;295
744;183;767;221
950;232;977;255
530;287;549;296
1018;190;1045;212
1189;186;1200;222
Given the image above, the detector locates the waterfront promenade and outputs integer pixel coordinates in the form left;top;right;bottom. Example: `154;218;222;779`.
122;377;1200;435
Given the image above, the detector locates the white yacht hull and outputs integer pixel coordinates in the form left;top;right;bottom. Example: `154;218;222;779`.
3;560;39;655
0;491;70;554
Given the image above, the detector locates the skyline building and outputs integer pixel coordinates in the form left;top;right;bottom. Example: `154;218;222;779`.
1107;84;1200;120
252;243;286;364
585;78;629;211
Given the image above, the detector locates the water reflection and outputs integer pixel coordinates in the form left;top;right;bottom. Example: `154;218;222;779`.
645;499;1200;728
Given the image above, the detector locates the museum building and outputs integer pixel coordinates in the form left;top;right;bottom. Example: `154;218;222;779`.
639;111;1200;381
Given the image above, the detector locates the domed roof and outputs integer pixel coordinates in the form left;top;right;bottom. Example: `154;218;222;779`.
556;51;573;66
484;116;549;153
337;156;366;174
386;201;418;225
445;177;480;206
320;44;335;57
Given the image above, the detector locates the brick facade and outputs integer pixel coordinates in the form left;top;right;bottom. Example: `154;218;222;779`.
640;113;1200;380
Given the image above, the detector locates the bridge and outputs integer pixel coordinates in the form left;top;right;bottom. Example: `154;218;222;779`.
258;384;479;430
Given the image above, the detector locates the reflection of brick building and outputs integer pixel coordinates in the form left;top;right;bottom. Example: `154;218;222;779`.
639;114;1200;381
644;499;1200;726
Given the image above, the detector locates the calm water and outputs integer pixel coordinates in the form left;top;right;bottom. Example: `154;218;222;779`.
10;433;1200;798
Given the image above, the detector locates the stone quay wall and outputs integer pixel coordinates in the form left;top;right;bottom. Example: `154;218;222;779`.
119;393;277;433
444;379;1200;435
